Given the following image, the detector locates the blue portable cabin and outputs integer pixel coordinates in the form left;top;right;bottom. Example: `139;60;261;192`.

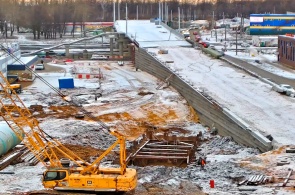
250;14;295;35
58;77;74;89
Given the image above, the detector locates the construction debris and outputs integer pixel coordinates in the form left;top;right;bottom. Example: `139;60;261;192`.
0;146;25;171
286;147;295;153
238;175;272;186
0;172;15;174
282;169;293;187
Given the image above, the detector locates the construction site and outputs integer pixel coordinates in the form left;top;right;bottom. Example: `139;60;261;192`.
0;21;295;195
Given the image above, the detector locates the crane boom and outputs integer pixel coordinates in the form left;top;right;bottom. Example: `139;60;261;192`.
0;44;137;192
0;72;86;167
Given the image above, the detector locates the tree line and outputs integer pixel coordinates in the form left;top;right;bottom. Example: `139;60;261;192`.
0;0;294;39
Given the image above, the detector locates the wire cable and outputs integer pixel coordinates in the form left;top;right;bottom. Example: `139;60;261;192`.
0;44;110;133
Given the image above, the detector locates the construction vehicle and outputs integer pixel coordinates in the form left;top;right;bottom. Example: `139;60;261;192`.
0;83;22;94
0;68;137;192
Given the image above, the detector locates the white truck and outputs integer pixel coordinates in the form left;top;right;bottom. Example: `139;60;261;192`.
272;84;295;97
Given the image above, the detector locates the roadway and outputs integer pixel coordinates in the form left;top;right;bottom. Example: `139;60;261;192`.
223;54;295;87
115;20;295;146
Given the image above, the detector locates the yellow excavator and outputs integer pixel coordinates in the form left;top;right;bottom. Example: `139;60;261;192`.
0;71;137;192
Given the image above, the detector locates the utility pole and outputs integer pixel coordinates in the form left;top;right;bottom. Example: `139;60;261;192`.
118;1;120;20
225;24;227;41
236;27;238;55
161;2;164;22
223;12;226;41
125;3;128;35
166;5;169;23
178;7;180;31
113;1;116;23
240;14;243;37
136;5;138;20
181;9;184;28
212;11;215;30
215;29;217;42
159;2;161;21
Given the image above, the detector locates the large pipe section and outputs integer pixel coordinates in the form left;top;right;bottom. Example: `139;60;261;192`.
0;121;23;156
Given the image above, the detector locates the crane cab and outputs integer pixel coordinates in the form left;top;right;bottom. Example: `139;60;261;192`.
43;169;69;189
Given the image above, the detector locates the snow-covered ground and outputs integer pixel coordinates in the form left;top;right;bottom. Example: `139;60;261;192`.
198;29;295;80
0;59;205;194
1;26;295;194
148;46;295;146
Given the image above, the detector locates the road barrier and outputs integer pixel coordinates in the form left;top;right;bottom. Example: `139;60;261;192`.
135;48;272;152
74;73;102;79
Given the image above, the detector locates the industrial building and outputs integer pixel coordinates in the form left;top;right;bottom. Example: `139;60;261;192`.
278;34;295;68
250;14;295;35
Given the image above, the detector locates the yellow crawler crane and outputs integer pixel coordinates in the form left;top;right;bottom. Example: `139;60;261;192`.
0;72;137;193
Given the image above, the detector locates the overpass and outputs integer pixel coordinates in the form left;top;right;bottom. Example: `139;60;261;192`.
113;19;295;151
22;32;130;58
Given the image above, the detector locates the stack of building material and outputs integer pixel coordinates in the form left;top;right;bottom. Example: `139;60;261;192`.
238;175;272;186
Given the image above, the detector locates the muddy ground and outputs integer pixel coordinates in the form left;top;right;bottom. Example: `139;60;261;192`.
1;34;294;195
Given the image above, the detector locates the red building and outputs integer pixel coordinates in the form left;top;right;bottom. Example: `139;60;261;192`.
278;35;295;68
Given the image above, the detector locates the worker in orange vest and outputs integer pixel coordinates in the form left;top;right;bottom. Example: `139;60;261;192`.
198;157;206;169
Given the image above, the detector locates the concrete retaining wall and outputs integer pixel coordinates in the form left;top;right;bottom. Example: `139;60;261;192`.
135;48;272;152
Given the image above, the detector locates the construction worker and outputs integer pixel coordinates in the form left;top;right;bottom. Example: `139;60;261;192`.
198;157;206;169
201;157;206;169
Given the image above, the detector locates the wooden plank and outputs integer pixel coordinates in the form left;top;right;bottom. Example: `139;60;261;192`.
253;175;259;183
249;175;258;184
178;141;194;147
238;179;247;186
247;175;255;184
145;144;193;149
126;140;149;163
137;151;188;156
141;148;188;152
257;175;265;184
283;169;293;187
146;141;167;145
134;155;188;159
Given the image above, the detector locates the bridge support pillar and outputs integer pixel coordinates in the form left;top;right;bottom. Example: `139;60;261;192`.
118;33;125;57
65;44;70;57
128;43;133;57
110;38;114;56
44;49;50;58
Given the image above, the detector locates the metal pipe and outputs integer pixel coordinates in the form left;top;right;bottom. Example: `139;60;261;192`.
0;122;23;156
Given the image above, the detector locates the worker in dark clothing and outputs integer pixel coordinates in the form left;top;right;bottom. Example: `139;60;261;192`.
94;93;102;101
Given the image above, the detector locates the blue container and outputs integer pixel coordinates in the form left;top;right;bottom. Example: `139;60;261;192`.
58;77;74;89
0;121;23;156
